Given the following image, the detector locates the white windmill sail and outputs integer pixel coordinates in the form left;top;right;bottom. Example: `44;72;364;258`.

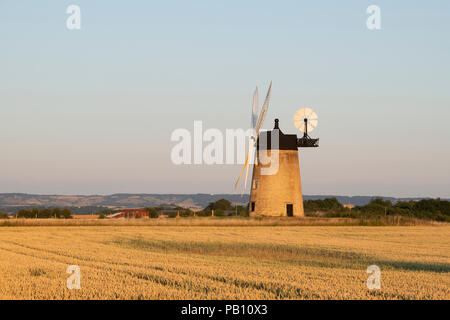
251;87;259;129
255;81;272;135
244;87;260;191
234;81;273;194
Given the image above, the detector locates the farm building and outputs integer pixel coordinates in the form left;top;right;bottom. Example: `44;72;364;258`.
107;209;148;219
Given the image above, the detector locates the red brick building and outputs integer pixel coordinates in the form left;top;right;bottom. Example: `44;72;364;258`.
108;209;149;218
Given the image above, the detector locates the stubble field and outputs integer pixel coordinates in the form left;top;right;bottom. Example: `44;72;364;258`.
0;224;448;299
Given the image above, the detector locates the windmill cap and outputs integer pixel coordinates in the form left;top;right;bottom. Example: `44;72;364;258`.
257;120;298;151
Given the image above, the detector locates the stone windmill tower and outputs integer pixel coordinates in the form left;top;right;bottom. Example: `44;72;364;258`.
234;83;319;217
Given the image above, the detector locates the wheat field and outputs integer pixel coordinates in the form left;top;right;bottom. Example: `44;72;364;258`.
0;225;448;299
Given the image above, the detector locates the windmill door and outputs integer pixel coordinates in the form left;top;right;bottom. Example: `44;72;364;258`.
286;204;293;216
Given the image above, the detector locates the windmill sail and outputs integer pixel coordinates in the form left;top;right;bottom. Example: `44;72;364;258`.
234;81;273;194
243;137;255;191
255;81;272;135
251;87;259;129
244;87;261;191
234;151;251;193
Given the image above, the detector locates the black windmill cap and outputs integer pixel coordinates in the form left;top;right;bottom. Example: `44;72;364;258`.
256;118;297;150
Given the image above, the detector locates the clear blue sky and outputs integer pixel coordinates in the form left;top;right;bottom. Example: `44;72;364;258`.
1;0;449;197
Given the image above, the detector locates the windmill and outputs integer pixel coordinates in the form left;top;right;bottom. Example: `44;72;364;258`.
234;81;273;194
235;86;320;216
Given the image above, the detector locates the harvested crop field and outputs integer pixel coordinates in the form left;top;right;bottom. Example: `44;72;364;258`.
0;225;448;299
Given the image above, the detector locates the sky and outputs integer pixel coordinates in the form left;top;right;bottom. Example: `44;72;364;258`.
0;0;449;197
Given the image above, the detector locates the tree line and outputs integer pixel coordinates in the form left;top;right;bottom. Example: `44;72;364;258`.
305;197;450;222
142;199;247;218
14;207;73;219
4;198;447;222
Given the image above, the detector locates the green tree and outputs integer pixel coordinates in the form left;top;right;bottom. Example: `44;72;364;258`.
17;209;30;218
179;209;193;217
52;207;62;218
146;207;159;219
237;205;248;217
40;208;52;219
196;210;212;217
304;198;344;212
213;209;225;217
205;199;233;211
31;207;39;218
62;208;73;219
167;211;178;218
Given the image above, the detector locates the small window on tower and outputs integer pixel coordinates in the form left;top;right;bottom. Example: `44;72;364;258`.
252;179;258;189
251;202;255;212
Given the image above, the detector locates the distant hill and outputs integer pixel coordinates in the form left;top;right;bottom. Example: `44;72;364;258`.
0;193;248;210
0;193;446;212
